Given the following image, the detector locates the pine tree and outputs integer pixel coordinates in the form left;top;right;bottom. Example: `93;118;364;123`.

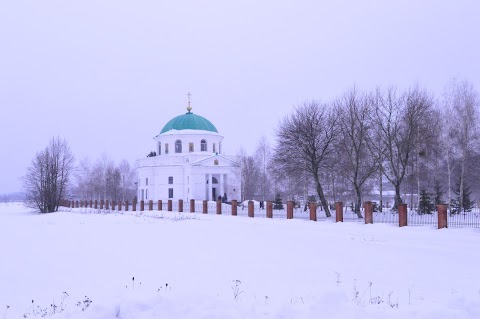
433;179;444;205
451;178;475;214
273;192;284;210
418;189;433;214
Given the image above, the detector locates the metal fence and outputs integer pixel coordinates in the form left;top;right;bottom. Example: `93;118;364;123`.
63;200;479;228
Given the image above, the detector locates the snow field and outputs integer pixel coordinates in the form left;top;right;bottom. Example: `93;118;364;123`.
0;202;479;318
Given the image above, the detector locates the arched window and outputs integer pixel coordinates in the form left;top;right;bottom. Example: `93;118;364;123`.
201;139;207;152
158;142;161;155
175;140;182;153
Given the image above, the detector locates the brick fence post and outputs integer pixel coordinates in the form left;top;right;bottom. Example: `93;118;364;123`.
100;200;104;210
203;200;208;214
287;201;294;219
364;201;373;224
105;200;109;210
125;201;129;211
168;199;172;211
76;200;79;208
149;200;153;211
111;201;115;211
132;200;137;212
336;202;343;222
248;200;254;217
94;200;98;209
216;200;222;214
398;203;407;227
266;201;273;218
117;201;122;211
437;204;448;229
178;199;183;212
309;202;317;221
190;199;195;213
140;200;144;211
231;200;237;216
158;200;162;211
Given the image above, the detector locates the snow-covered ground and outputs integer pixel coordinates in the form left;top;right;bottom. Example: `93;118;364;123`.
0;202;479;318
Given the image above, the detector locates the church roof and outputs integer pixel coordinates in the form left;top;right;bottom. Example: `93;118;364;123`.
160;112;218;134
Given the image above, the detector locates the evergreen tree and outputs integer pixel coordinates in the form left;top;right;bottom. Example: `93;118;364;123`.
418;189;433;214
433;179;444;205
451;178;474;214
273;192;284;210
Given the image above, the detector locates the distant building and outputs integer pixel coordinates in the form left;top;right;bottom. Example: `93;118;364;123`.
136;99;240;202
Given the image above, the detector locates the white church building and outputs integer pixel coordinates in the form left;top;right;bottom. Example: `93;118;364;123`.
136;101;241;202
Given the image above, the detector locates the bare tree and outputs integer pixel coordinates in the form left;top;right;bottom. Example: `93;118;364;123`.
255;136;273;201
442;78;479;212
374;87;433;209
336;88;380;217
22;137;74;213
273;101;338;217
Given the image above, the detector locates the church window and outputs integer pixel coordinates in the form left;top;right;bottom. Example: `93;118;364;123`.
146;178;148;186
219;142;221;154
168;188;173;198
141;189;145;201
168;176;173;184
175;140;182;153
201;139;207;151
213;143;216;153
146;189;148;199
189;143;194;152
165;143;169;154
158;142;161;155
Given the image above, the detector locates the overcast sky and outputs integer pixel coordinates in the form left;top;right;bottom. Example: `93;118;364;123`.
1;0;479;194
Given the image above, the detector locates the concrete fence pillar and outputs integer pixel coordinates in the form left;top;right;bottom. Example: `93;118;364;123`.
168;199;172;211
203;200;208;214
178;199;183;212
266;201;273;218
132;200;137;212
158;200;162;211
287;201;294;219
125;201;129;211
148;200;153;211
398;203;407;227
309;202;317;221
364;201;373;224
335;202;344;222
231;200;237;216
437;204;448;229
248;200;254;217
190;199;195;213
140;200;144;211
216;200;222;214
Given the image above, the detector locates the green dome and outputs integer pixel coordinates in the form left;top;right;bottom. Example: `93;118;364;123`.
160;112;218;134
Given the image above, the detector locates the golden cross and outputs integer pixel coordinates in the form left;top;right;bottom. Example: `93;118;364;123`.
186;92;192;112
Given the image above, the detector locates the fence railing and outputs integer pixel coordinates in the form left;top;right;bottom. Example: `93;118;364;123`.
58;199;479;229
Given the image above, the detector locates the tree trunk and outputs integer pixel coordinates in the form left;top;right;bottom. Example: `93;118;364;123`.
354;185;363;218
315;178;331;217
394;183;402;210
379;165;383;212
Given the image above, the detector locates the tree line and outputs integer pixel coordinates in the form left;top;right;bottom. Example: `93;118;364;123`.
22;137;137;213
238;79;479;217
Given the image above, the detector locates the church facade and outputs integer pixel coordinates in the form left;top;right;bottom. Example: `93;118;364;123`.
136;103;241;202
